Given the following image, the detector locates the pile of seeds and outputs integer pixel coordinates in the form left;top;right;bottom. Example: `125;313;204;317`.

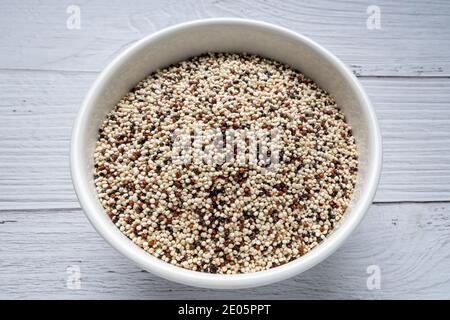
94;53;358;274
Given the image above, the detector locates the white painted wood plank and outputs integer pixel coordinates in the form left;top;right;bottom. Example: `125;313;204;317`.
1;71;450;209
373;78;450;202
1;203;449;299
0;0;450;76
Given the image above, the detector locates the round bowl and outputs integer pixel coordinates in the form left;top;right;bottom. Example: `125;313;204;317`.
71;18;382;289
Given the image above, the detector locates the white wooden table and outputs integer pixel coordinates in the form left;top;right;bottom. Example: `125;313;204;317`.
1;0;450;299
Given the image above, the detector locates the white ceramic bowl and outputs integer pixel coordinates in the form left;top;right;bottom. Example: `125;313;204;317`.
71;18;382;289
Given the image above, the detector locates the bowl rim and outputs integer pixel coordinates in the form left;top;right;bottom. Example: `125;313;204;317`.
70;17;382;289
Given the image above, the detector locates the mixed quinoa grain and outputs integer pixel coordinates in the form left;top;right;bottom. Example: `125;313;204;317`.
94;53;358;274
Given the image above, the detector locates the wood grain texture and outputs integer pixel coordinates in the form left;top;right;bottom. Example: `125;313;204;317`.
1;203;449;299
1;71;450;209
1;0;450;300
0;0;450;76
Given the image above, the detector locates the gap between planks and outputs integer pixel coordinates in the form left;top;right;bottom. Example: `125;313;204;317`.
1;201;450;214
3;67;450;79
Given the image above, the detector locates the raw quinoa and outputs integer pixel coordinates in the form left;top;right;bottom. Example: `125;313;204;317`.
94;53;358;274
